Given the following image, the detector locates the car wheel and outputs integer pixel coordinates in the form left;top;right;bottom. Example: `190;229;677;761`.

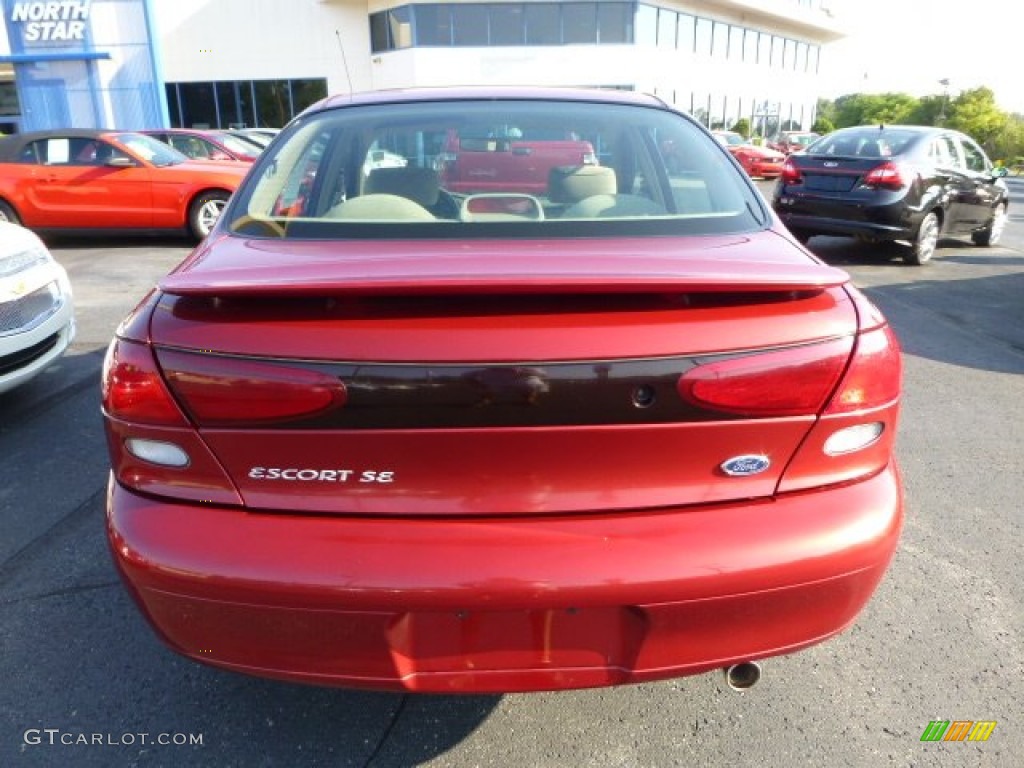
904;211;939;265
972;202;1007;246
0;199;21;225
188;191;230;240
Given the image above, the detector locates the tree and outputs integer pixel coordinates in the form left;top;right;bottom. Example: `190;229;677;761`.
906;95;946;126
830;92;918;127
730;118;751;138
816;89;1024;161
947;87;1008;148
812;116;835;134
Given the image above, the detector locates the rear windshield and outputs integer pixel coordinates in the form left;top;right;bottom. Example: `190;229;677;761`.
809;129;917;158
226;99;765;239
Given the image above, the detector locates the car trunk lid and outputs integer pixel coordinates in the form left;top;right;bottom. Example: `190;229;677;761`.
142;233;860;516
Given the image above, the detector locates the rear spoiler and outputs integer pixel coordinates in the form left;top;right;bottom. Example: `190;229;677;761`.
160;235;850;297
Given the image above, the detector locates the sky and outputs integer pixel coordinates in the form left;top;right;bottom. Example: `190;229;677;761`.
821;0;1020;113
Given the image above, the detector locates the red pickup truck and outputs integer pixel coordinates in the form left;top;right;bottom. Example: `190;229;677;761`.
437;127;597;195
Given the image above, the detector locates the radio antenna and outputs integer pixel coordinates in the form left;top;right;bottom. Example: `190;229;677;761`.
335;30;354;95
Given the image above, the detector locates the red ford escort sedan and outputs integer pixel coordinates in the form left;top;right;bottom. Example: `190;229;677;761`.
102;87;903;693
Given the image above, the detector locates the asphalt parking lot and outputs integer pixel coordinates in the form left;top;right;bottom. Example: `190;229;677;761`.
1;183;1022;766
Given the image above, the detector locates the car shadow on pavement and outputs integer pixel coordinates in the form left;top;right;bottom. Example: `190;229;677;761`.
862;272;1024;375
39;232;197;251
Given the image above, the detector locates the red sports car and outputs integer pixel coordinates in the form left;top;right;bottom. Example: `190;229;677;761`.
0;130;248;240
103;87;903;693
712;131;786;179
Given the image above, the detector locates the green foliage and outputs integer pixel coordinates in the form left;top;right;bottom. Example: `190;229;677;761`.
817;87;1024;160
831;92;919;128
946;87;1007;147
812;116;835;134
730;118;751;138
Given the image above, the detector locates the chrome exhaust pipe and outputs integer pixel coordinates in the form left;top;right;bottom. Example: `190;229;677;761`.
723;661;761;691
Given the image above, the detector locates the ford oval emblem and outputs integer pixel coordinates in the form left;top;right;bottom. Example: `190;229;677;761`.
721;455;771;477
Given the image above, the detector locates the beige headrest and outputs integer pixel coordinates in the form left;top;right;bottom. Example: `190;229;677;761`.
548;165;617;204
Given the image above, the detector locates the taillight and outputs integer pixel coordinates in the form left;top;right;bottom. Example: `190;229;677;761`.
823;325;902;413
102;339;189;426
157;349;347;427
677;338;852;418
862;161;908;190
777;323;902;493
102;339;242;505
781;159;803;185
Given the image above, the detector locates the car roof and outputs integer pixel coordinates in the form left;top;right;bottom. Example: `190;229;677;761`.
314;86;668;114
0;128;119;161
831;125;942;136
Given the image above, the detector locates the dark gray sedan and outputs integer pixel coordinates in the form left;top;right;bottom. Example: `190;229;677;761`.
772;125;1009;264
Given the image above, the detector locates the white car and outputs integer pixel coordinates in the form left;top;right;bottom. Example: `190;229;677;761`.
0;222;75;394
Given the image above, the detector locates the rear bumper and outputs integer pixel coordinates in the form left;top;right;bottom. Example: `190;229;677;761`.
773;194;920;241
776;212;911;240
108;464;903;692
746;161;783;178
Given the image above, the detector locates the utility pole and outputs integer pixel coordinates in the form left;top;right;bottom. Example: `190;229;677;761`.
938;78;950;125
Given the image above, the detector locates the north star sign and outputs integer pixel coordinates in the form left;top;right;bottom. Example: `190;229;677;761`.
9;0;91;42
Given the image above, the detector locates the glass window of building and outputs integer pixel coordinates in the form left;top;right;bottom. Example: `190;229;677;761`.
525;3;560;45
370;12;389;52
215;82;246;128
179;82;217;129
452;4;489;45
758;30;771;65
729;25;745;61
490;4;526;45
564;3;598;44
771;35;784;68
743;28;758;63
168;79;325;129
695;17;712;56
635;4;657;46
795;41;808;73
657;8;676;49
416;4;454;45
711;21;729;59
597;2;632;44
676;13;695;52
291;79;328;116
254;81;291;128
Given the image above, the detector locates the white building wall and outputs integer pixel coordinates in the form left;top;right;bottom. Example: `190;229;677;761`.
152;0;370;97
145;0;839;131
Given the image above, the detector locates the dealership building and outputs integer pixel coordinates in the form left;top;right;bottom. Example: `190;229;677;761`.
1;0;845;136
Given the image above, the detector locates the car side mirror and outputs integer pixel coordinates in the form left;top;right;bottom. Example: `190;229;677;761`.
991;166;1008;178
105;156;135;168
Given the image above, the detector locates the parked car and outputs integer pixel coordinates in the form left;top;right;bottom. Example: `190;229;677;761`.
711;130;786;179
142;128;264;163
0;129;248;240
0;222;74;394
103;86;903;693
437;125;597;194
229;128;281;148
772;125;1009;264
769;131;820;155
